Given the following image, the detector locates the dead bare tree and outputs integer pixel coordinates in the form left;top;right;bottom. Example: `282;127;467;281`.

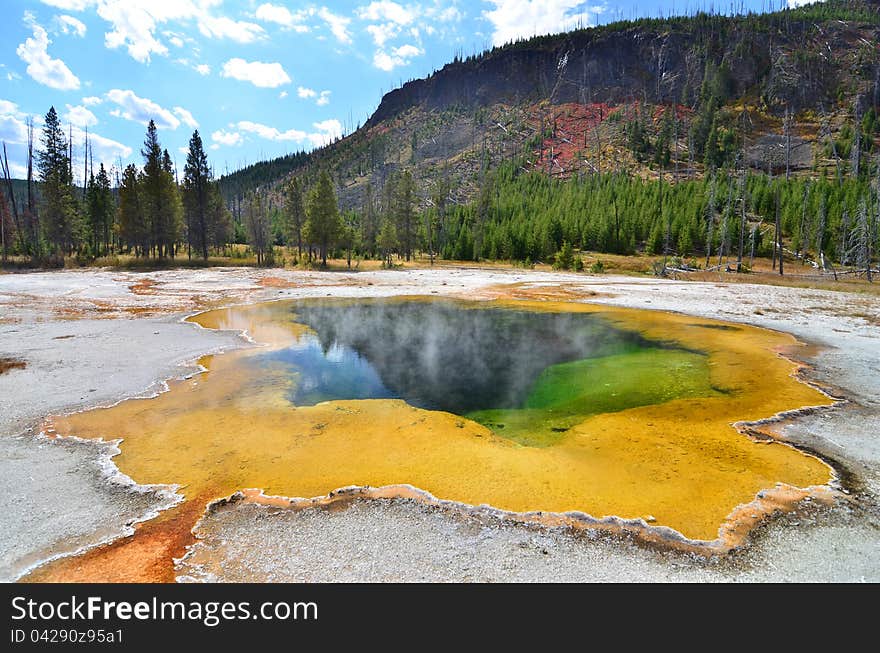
749;220;763;270
26;118;38;256
819;105;843;184
705;177;716;268
796;182;809;263
718;176;733;269
853;199;873;282
775;184;784;276
851;101;862;179
0;189;7;263
840;208;851;268
1;143;24;254
815;194;835;279
736;168;747;271
82;127;89;201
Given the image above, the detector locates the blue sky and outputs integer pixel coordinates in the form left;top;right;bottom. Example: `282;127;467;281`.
0;0;805;181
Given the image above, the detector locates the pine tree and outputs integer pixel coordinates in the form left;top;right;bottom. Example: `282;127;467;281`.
394;169;416;261
283;176;306;258
37;106;78;255
378;215;398;267
118;164;145;255
305;170;342;266
183;130;212;260
139;122;181;258
162;148;183;257
361;182;379;258
141;121;163;256
206;182;231;253
245;190;272;266
86;163;114;256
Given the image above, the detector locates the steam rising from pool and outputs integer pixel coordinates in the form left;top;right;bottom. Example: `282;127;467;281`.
268;300;653;412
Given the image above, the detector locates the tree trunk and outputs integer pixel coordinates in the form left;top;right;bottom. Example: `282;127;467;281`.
776;187;783;276
736;172;746;271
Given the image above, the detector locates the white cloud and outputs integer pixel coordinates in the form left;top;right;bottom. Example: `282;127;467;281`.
82;95;102;106
55;14;87;37
395;43;420;57
279;91;288;99
483;0;605;46
366;23;401;46
235;119;343;148
69;124;133;166
97;1;169;63
256;3;311;32
211;129;243;147
173;106;198;128
198;15;264;43
787;0;818;6
297;87;331;106
357;2;415;24
64;104;98;127
17;14;81;90
0;100;20;116
0;100;30;145
5;161;28;178
44;1;264;63
309;119;343;147
105;88;180;130
373;43;422;71
256;3;293;25
0;116;28;145
236;120;306;142
432;5;462;22
318;7;352;44
40;0;94;10
86;131;133;162
221;58;291;88
194;63;211;76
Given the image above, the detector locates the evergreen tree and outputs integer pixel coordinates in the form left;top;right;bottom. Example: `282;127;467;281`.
394;169;416;261
283;176;306;258
118;164;145;255
378;215;398;267
182;130;212;260
361;182;379;257
244;190;272;266
141;120;163;256
86;163;114;256
37;106;78;255
305;170;342;266
206;182;231;253
162;148;183;256
552;240;576;270
140;121;180;258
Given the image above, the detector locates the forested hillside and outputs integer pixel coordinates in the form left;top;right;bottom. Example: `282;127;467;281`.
2;0;879;276
211;0;880;275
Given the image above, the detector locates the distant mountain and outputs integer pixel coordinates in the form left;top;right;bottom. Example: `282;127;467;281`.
219;0;880;211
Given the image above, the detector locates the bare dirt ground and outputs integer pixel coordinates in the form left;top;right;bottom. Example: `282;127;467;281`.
1;266;877;582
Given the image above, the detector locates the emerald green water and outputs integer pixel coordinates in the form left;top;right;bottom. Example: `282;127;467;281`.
261;298;723;447
469;348;721;445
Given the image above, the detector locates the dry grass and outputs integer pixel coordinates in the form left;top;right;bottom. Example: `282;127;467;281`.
4;246;877;297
